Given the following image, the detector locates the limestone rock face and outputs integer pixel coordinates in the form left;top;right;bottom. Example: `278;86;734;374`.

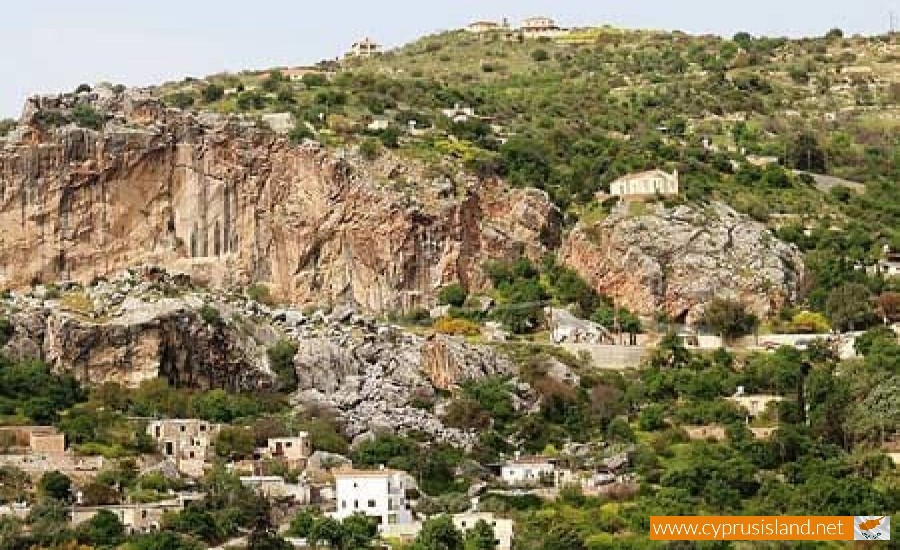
0;89;560;313
562;202;804;323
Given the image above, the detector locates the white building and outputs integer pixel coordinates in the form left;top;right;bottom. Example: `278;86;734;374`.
440;103;477;123
347;38;382;58
500;456;556;486
332;467;416;527
466;21;503;33
453;513;515;550
609;169;679;198
521;16;565;38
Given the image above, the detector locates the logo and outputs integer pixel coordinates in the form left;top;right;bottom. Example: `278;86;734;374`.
854;516;890;541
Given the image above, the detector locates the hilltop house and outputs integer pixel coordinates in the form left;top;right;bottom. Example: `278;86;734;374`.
332;467;416;527
146;419;220;477
467;20;503;33
609;169;679;199
520;16;566;38
347;38;382;58
453;513;515;550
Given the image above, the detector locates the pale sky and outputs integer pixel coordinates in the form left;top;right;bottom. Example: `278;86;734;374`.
1;0;897;117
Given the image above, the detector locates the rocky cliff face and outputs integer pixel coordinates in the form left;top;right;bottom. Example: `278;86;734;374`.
562;202;804;323
0;87;560;313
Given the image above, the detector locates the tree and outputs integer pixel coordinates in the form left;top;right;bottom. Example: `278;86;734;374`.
38;471;72;502
268;340;299;393
79;481;120;506
465;519;498;550
825;283;874;332
309;516;344;549
698;298;758;341
76;509;125;548
438;284;468;307
287;510;318;537
359;138;381;160
875;291;900;323
825;28;844;41
542;524;586;550
788;132;826;172
215;427;255;460
415;516;464;550
531;49;550;62
342;514;378;549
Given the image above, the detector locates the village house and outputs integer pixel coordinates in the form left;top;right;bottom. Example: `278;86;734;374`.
347;37;383;58
500;456;556;487
728;388;784;420
70;494;203;534
466;20;504;33
280;66;329;82
263;434;312;469
240;475;311;503
146;419;220;477
609;169;679;198
683;425;727;442
873;246;900;278
332;466;416;527
0;426;66;455
520;16;566;38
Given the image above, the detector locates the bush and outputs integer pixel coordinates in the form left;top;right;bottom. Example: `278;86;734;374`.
246;283;274;306
199;304;223;326
531;49;551;62
0;317;12;346
72;105;104;130
698;298;758;341
438;284;467;307
202;84;225;103
433;317;480;336
268;340;298;393
359;138;381;161
75;83;92;93
289;124;315;144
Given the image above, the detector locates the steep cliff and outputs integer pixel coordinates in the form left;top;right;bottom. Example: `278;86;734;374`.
0;87;560;313
562;201;804;323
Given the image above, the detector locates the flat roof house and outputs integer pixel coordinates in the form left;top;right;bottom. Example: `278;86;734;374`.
146;419;220;477
500;456;556;487
347;38;383;58
609;169;679;199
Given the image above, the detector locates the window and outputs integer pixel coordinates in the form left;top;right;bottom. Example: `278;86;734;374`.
180;425;186;432
200;425;206;432
353;500;359;509
341;500;346;509
368;499;376;508
285;442;292;447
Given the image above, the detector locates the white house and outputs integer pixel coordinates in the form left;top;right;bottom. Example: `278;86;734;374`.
521;16;566;38
441;103;477;123
453;513;515;550
347;38;382;58
500;456;556;486
332;467;416;527
609;169;679;198
466;21;503;33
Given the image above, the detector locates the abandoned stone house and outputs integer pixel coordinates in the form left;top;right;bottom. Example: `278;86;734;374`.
70;494;203;534
146;419;220;477
609;169;679;198
264;434;312;469
0;426;66;455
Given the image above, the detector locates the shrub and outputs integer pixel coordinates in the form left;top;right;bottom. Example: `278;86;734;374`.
531;49;551;62
437;284;467;307
359;138;381;161
75;83;92;93
433;317;480;336
166;91;195;110
698;298;758;341
199;304;223;327
0;317;12;346
289;124;315;144
246;283;274;306
202;84;225;103
268;340;298;393
72;105;104;130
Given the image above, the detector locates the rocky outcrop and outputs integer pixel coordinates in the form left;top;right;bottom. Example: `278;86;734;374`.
562;202;804;323
0;269;514;446
0;87;560;313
